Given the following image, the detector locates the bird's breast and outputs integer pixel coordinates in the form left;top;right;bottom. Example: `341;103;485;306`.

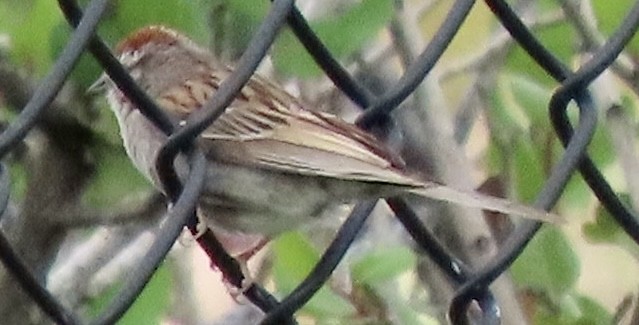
107;91;167;186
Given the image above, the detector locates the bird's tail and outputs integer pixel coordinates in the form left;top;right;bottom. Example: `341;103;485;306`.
406;182;562;224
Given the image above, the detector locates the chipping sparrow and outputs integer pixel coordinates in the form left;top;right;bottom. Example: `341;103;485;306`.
91;26;557;255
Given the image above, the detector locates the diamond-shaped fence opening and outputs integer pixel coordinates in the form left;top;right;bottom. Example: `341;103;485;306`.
1;0;639;324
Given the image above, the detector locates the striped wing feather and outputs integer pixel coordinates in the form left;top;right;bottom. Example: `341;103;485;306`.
159;72;561;223
197;75;418;186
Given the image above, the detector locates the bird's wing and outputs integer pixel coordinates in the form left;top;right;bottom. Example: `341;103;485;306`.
161;72;560;223
200;80;415;186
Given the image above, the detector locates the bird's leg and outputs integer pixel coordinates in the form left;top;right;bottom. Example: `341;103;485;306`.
222;238;269;301
195;211;208;239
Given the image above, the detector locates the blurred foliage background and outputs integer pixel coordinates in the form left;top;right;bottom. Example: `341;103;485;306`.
1;0;639;324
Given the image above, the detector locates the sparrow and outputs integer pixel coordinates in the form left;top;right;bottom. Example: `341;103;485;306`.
90;25;558;256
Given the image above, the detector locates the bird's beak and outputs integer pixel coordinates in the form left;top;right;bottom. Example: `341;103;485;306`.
87;73;108;95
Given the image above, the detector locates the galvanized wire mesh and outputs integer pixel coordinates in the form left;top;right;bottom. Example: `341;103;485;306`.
1;0;638;324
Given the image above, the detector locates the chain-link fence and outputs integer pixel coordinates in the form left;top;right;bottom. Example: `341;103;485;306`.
1;0;639;324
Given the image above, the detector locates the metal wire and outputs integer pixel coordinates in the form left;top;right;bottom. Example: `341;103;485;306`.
170;1;298;320
58;0;288;321
156;0;295;199
550;3;639;245
448;0;639;322
260;201;376;324
357;0;476;128
286;7;374;108
0;0;108;323
58;1;175;135
89;150;206;325
0;166;81;325
0;0;637;324
0;0;107;158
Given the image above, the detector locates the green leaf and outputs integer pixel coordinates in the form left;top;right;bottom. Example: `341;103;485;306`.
272;0;394;78
88;263;172;324
9;0;62;74
592;0;639;52
0;2;31;40
207;0;269;59
49;22;105;89
511;227;580;297
351;246;415;284
486;77;549;202
273;232;320;284
225;0;269;21
505;20;574;86
498;71;615;211
586;122;615;170
484;78;528;174
506;74;551;127
98;0;210;44
119;263;173;325
573;295;612;325
272;232;355;318
582;196;628;243
512;136;546;202
312;0;393;58
40;1;211;90
582;195;639;260
493;76;530;133
533;293;612;325
557;121;615;210
83;139;151;207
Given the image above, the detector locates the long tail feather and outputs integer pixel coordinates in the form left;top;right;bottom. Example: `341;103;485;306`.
407;182;562;223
